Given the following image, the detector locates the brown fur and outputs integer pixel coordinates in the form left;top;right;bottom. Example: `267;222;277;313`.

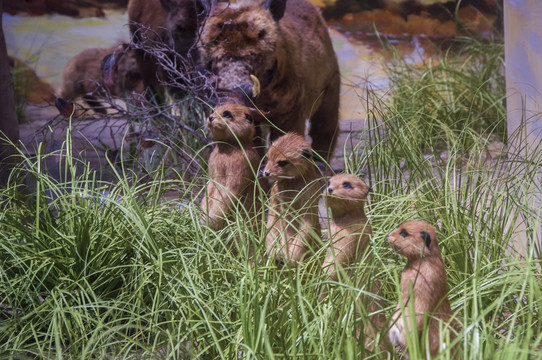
127;0;208;94
127;0;167;94
201;103;261;233
322;174;390;354
59;45;143;112
263;133;321;266
387;221;458;358
198;0;340;161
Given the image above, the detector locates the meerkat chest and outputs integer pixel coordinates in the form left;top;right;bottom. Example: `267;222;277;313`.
329;219;369;237
329;223;355;241
273;180;317;211
401;265;445;312
329;221;371;256
209;148;250;178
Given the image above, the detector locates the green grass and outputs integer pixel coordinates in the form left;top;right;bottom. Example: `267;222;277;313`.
383;37;506;153
1;37;541;359
347;91;542;358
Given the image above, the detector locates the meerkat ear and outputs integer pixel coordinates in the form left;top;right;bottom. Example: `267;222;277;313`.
301;148;312;159
245;113;253;123
420;231;431;248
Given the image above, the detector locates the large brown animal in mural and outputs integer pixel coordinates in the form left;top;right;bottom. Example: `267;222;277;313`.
197;0;340;161
129;0;340;160
60;44;143;113
127;0;210;95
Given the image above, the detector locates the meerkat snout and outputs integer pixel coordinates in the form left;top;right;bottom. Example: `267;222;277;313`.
208;115;214;122
327;187;333;194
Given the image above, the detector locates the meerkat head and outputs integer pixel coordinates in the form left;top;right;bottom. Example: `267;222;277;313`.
262;133;314;180
387;221;440;260
325;173;371;213
207;103;255;142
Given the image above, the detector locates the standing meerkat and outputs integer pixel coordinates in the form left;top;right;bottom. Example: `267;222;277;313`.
201;103;261;233
263;133;321;266
322;174;390;354
387;221;459;358
322;173;372;280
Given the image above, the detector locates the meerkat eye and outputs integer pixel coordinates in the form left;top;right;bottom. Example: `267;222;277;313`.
400;229;409;237
342;181;352;189
222;110;233;119
245;113;253;123
277;160;289;167
258;29;266;39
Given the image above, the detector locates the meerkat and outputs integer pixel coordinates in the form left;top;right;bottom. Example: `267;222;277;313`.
201;103;261;233
322;173;372;279
322;174;390;354
262;132;321;266
387;221;458;358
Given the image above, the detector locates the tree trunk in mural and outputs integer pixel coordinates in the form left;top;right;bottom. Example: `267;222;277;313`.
0;0;20;186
